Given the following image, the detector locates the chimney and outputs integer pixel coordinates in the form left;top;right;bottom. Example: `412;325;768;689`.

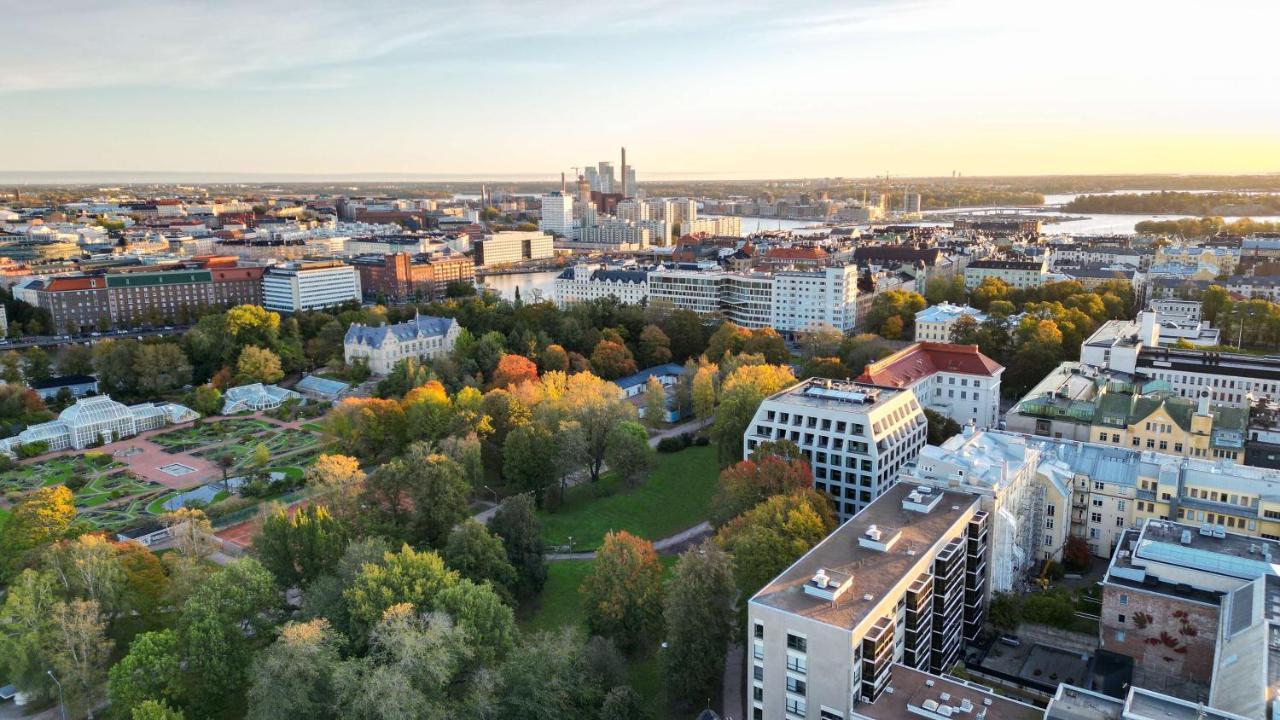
560;172;566;194
1198;390;1211;416
621;146;628;198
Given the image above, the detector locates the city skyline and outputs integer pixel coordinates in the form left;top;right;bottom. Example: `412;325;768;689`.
6;0;1279;179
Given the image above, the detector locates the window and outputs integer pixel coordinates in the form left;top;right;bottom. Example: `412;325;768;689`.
754;687;764;701
1046;518;1055;529
1117;500;1126;512
1089;528;1100;539
755;709;763;720
787;655;807;674
754;642;764;660
786;698;807;716
786;634;807;653
1119;594;1128;605
1118;614;1126;624
787;677;807;695
754;665;764;681
1115;630;1126;642
1091;512;1102;523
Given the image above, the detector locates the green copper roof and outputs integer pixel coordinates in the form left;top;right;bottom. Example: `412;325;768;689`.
106;270;212;288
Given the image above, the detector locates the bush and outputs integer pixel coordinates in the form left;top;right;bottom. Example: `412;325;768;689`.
693;435;710;446
205;495;255;520
64;475;89;492
656;437;686;453
85;452;113;468
1023;589;1077;629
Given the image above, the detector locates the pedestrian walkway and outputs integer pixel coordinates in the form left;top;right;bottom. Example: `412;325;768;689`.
545;520;713;560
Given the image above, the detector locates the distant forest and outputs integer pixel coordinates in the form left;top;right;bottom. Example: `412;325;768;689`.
1065;191;1280;215
1134;217;1280;236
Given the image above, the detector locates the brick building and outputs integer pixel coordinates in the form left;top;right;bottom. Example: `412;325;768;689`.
351;253;475;301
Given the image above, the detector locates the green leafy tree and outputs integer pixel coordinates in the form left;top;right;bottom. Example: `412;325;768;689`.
599;686;645;720
1;485;76;577
498;629;603;720
540;343;570;373
188;384;222;416
0;569;58;697
131;700;185;720
924;408;963;445
46;599;114;717
443;521;518;606
487;495;547;599
343;545;459;642
362;443;470;547
254;504;348;589
604;421;654;488
663;541;736;706
107;630;183;715
0;350;23;382
57;343;95;377
435;579;519;666
92;339;141;395
134;343;193;396
503;423;559;507
716;489;835;598
580;531;663;652
637;324;673;367
246;619;343;720
692;365;717;421
177;558;280;715
21;346;52;383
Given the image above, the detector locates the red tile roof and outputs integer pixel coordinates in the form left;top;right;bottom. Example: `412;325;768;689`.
765;247;828;260
44;276;103;292
855;342;1003;387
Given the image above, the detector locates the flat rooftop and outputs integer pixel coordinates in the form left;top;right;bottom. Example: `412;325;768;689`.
762;378;912;413
1046;686;1124;720
1125;687;1250;720
751;483;977;631
854;665;1041;720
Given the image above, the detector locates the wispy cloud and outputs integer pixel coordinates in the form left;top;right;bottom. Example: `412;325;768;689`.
1;0;744;92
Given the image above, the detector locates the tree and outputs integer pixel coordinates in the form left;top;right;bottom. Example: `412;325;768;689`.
255;504;348;589
642;375;667;427
692;365;717;421
343;545;459;640
604;421;655;488
988;592;1022;632
498;629;603;720
435;579;519;665
44;534;126;615
305;453;365;521
21;346;52;383
93;339;141;395
1;485;76;569
743;327;790;364
0;569;58;696
580;531;663;652
487;495;547;599
107;630;182;715
705;322;749;360
252;442;271;468
46;599;114;717
57;344;95;377
716;489;835;598
556;372;636;483
599;686;645;720
188;384;222;416
246;619;343;720
363;444;470;547
881;314;905;340
589;340;636;380
131;701;185;720
709;455;813;528
0;350;23;382
491;353;539;389
443;521;518;606
663;541;736;706
1201;285;1230;324
924;408;963;445
236;345;284;384
134;343;193;396
864;290;926;338
637;324;672;367
177;558;280;714
540;344;570;373
402;381;454;443
333;607;480;720
503;423;559;507
116;541;170;624
161;507;218;565
1064;536;1092;572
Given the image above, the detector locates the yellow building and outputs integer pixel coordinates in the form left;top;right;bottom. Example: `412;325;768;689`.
1089;390;1245;463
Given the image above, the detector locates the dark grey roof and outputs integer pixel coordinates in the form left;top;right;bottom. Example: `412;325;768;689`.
344;314;458;349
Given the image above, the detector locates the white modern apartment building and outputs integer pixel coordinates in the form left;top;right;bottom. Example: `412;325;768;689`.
538;192;574;238
575;219;651;250
747;482;991;718
771;265;859;334
914;303;988;342
856;343;1004;430
1149;298;1202;323
649;264;857;333
553;265;649;308
615;199;649;222
963;258;1048;290
745;379;928;521
262;260;361;312
344;314;461;375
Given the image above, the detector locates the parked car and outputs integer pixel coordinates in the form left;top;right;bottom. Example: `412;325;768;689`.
998;634;1021;648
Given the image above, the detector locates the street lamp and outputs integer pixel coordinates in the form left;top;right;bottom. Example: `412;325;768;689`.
482;484;499;504
47;670;68;720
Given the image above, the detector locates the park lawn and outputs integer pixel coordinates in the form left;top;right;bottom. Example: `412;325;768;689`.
0;505;9;521
518;556;680;719
537;445;719;551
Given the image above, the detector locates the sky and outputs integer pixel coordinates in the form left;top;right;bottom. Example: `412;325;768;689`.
4;0;1280;180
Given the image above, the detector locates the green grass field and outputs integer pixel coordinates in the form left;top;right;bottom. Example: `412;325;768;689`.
537;445;719;551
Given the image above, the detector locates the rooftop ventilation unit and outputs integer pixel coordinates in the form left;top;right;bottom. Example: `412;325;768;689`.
960;699;974;713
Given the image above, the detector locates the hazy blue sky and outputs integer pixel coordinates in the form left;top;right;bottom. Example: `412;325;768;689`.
5;0;1279;179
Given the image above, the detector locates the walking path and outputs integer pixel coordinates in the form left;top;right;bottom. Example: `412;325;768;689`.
545;520;713;560
722;643;744;720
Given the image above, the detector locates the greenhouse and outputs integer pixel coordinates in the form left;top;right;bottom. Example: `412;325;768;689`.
221;383;302;414
0;395;198;457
